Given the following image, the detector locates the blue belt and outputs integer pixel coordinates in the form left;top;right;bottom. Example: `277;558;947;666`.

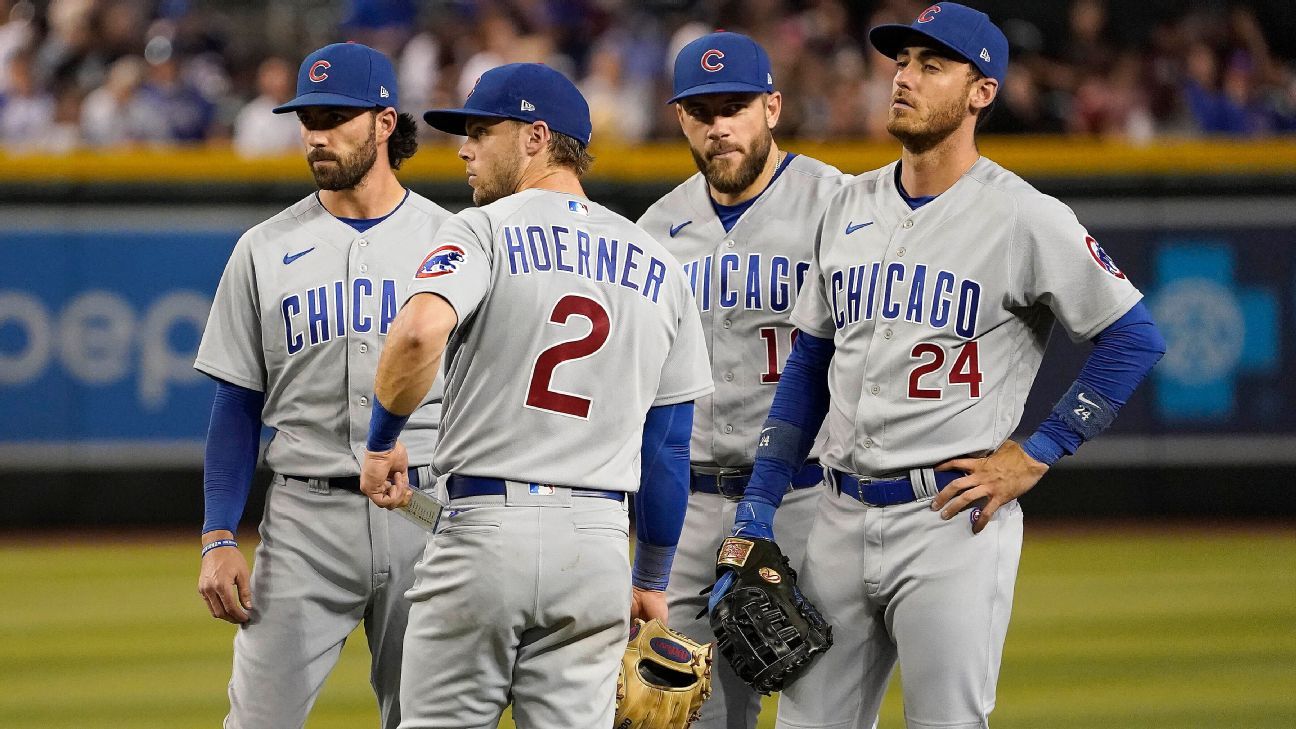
447;475;625;502
690;461;823;500
830;468;961;507
285;468;424;493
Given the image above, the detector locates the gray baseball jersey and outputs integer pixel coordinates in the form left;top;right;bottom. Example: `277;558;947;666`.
404;188;714;491
637;153;849;729
195;189;452;729
637;154;851;469
196;191;450;474
792;157;1143;476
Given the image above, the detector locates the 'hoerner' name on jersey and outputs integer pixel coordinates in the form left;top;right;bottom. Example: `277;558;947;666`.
681;254;811;313
828;261;982;338
281;278;400;355
502;221;669;303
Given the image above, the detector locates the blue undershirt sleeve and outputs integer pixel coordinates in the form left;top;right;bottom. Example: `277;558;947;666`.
743;331;835;510
202;380;265;535
632;401;694;591
1022;301;1166;465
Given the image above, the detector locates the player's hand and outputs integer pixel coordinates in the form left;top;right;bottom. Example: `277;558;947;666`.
198;531;252;623
631;586;669;624
932;439;1047;534
360;440;412;510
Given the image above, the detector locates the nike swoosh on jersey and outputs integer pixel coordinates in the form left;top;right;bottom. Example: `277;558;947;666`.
669;221;692;237
845;221;874;234
1076;392;1100;409
283;247;316;265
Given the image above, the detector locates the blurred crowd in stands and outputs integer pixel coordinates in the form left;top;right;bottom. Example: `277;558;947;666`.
1;0;1294;156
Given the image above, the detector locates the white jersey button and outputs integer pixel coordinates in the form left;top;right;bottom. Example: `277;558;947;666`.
870;384;880;395
902;219;914;229
359;343;368;353
359;263;369;273
863;438;874;448
724;372;734;382
359;396;369;406
725;240;735;248
722;319;732;329
883;329;893;339
724;424;734;434
896;247;907;257
359;239;369;247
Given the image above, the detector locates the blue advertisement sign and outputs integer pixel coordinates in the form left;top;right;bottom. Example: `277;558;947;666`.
0;227;238;461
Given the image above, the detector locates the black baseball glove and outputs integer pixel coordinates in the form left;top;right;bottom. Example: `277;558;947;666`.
705;536;833;695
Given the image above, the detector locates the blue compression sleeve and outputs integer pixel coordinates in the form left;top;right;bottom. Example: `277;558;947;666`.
1023;301;1166;465
744;332;835;509
202;380;265;534
632;401;694;590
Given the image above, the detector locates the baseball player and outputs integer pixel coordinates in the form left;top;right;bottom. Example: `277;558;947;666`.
194;43;449;729
636;31;850;729
710;4;1167;728
357;63;714;729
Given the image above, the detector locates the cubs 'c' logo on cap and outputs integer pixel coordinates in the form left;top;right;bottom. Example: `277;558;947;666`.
1085;235;1126;279
415;244;466;278
309;59;331;83
917;4;941;23
700;49;725;72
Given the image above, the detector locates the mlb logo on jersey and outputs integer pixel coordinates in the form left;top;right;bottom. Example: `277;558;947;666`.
568;200;589;216
416;244;466;279
1085;236;1126;279
529;484;556;496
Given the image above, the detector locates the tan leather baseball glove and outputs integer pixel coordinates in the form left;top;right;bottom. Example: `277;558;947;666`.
614;618;713;729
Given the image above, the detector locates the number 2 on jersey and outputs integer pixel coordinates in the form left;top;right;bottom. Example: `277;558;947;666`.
525;295;611;418
908;341;982;399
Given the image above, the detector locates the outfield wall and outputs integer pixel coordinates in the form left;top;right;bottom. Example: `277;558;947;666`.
2;139;1294;525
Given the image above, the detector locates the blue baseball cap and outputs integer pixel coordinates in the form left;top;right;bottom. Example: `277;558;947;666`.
423;63;592;145
668;31;774;104
869;2;1008;84
273;42;398;114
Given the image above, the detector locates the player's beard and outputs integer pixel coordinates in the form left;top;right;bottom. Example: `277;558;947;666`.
308;116;379;191
691;127;773;196
886;89;967;154
471;144;524;206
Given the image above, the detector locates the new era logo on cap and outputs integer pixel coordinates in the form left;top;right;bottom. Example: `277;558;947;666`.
521;99;536;111
380;85;389;98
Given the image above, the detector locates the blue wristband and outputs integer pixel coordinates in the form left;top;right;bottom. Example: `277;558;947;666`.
201;539;238;558
367;397;410;452
632;541;676;591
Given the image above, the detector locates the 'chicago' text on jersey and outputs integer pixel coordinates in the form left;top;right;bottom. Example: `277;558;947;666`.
504;225;668;303
830;261;982;338
682;254;811;312
281;278;399;355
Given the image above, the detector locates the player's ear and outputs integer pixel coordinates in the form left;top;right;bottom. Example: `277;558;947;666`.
764;91;782;130
969;77;997;114
525;120;551;158
374;107;398;143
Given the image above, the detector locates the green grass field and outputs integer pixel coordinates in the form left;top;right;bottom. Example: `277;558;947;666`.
2;526;1293;728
